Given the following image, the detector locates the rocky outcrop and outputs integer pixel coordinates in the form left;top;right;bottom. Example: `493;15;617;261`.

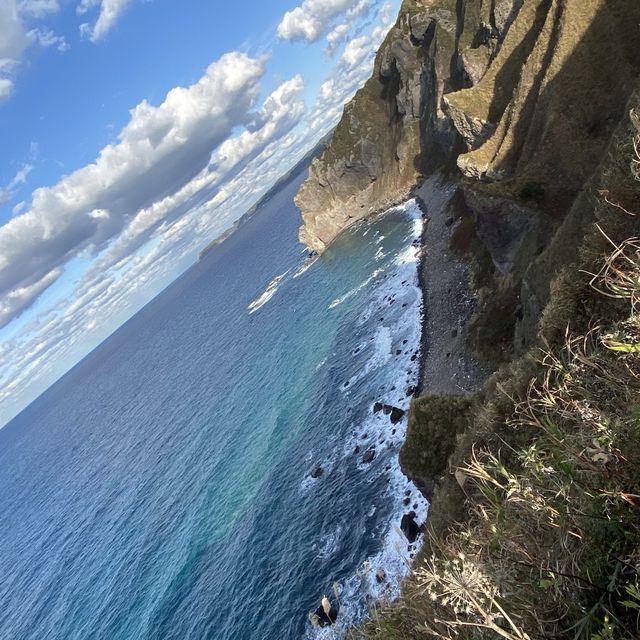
297;0;640;261
296;0;531;252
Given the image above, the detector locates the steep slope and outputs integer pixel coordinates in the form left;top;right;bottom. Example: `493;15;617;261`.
297;0;640;255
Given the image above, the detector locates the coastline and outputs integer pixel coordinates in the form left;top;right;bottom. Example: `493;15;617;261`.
412;174;488;397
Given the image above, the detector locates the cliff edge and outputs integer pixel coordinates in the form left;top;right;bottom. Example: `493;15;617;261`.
297;0;640;255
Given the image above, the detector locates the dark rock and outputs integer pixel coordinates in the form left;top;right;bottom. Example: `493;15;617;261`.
451;328;458;338
310;467;323;479
311;597;339;627
403;497;411;506
354;446;361;455
382;405;392;415
376;569;386;584
400;512;421;543
373;402;383;414
445;216;455;227
389;407;405;424
362;449;376;464
395;349;402;356
405;386;416;396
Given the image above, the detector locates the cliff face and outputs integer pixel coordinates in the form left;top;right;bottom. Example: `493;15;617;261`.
297;0;640;255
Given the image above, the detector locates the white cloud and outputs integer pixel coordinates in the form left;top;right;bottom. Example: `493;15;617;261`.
0;54;310;333
340;34;368;66
0;0;67;99
0;268;62;327
0;0;29;99
0;77;14;98
277;0;365;42
77;0;133;42
0;163;33;205
326;22;350;53
28;27;69;51
18;0;60;18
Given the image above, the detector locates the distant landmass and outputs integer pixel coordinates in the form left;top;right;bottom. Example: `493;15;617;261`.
198;133;331;261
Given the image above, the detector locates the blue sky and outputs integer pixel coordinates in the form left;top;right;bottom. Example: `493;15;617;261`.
0;0;400;426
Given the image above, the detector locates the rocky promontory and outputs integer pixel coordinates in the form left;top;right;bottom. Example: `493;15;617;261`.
299;2;640;638
297;0;640;258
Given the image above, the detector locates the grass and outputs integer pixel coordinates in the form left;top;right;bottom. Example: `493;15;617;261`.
348;101;640;640
349;232;640;640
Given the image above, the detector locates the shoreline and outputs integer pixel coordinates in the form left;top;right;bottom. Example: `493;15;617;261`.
411;174;489;398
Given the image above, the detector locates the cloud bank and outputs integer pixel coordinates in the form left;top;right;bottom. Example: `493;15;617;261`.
0;0;398;426
277;0;365;42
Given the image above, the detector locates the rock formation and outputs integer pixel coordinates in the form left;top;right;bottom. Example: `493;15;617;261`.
296;0;640;262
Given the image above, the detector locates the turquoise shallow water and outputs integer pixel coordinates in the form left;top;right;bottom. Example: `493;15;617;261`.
0;172;427;639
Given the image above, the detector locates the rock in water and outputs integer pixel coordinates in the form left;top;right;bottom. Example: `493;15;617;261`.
362;448;376;464
389;406;405;424
310;596;339;627
310;467;323;478
400;511;421;543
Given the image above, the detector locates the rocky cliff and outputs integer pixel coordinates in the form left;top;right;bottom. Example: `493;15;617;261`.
297;0;640;256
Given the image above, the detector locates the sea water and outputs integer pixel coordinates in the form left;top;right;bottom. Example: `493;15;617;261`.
0;172;428;639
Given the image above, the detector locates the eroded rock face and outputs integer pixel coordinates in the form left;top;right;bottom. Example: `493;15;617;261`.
296;0;459;253
297;0;640;257
296;0;530;253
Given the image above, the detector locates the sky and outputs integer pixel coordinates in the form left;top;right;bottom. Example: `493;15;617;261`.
0;0;401;427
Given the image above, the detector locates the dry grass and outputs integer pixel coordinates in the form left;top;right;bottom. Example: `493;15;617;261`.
350;234;640;640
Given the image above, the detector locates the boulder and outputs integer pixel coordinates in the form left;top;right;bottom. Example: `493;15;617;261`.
400;511;421;543
310;596;339;627
389;407;405;424
310;467;323;479
362;449;376;464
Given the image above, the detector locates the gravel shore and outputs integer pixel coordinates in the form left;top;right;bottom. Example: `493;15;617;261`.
414;174;489;395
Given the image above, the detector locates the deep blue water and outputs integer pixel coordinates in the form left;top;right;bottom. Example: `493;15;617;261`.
0;172;427;639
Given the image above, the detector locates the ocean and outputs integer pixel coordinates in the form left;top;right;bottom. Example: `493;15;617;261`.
0;171;428;639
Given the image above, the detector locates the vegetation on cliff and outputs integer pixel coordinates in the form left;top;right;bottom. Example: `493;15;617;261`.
294;0;640;636
349;98;640;640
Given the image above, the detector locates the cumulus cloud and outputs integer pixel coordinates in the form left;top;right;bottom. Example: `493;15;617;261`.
0;268;62;328
0;0;29;99
277;0;365;42
0;54;310;332
0;52;267;326
340;34;368;67
77;0;133;42
0;77;14;98
0;0;68;98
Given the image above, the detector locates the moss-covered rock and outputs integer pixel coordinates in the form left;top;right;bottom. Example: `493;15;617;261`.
399;394;474;498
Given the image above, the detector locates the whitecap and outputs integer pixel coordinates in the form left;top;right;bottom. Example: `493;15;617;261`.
247;270;289;313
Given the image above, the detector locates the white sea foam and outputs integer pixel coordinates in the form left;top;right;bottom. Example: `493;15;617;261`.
306;199;429;639
294;256;319;279
328;268;384;310
247;270;289;313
